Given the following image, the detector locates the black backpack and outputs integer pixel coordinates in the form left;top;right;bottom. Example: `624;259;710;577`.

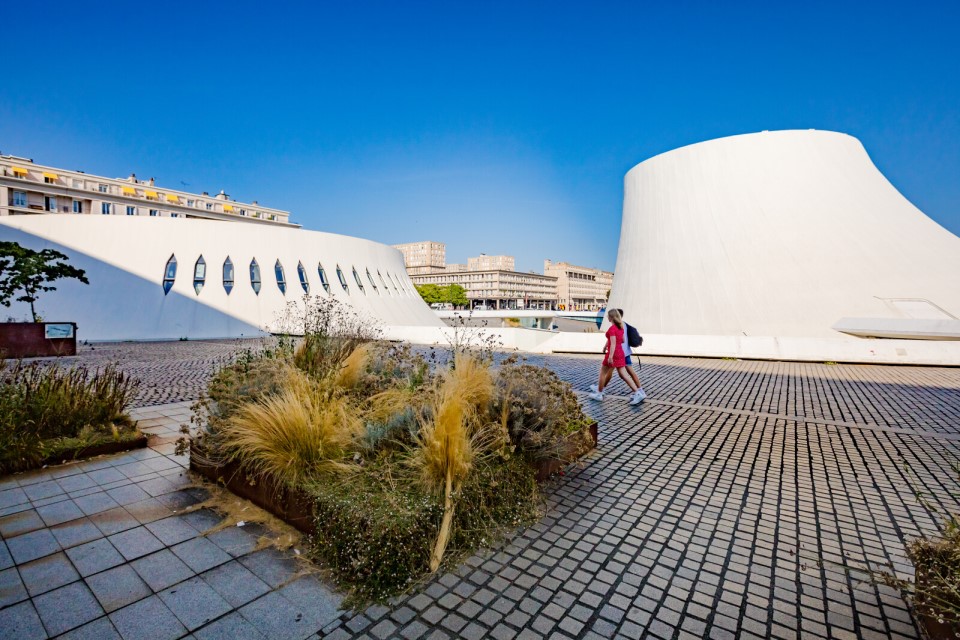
626;323;643;348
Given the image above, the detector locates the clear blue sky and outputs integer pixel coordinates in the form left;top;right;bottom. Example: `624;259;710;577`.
2;1;957;272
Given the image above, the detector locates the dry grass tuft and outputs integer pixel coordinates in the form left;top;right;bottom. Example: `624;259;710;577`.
335;343;375;389
221;368;361;488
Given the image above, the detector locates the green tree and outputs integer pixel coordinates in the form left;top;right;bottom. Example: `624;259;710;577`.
0;242;89;322
415;284;444;305
443;284;468;308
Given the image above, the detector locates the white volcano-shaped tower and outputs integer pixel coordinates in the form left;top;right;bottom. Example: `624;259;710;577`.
608;130;960;341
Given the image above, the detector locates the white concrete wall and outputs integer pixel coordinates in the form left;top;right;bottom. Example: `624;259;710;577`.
0;216;441;340
609;130;960;340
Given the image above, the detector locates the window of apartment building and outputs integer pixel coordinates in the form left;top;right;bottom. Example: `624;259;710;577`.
353;267;365;293
163;255;177;294
170;213;178;218
126;206;136;216
336;265;349;293
187;199;195;207
149;209;159;217
101;202;112;215
72;200;82;214
223;257;235;294
239;209;247;216
44;196;57;212
297;261;309;294
72;179;83;188
44;174;57;184
275;260;287;294
13;191;26;207
206;203;213;210
317;264;330;293
250;259;262;294
98;184;109;193
193;256;206;295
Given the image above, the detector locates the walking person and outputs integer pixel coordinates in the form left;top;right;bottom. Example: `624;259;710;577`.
591;309;646;404
589;308;643;405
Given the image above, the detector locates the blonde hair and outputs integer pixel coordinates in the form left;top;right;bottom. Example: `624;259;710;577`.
607;308;624;330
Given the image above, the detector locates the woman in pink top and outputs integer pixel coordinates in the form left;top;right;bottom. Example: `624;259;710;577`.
589;308;641;404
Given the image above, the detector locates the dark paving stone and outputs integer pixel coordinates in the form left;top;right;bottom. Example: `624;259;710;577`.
56;473;97;494
200;560;272;608
171;536;232;573
86;564;153;612
108;525;165;561
66;538;125;577
155;489;203;511
0;509;45;538
49;516;103;551
180;508;223;534
33;580;104;636
74;491;122;516
146;515;200;546
6;527;61;564
159;576;233;630
56;616;123;640
23;480;65;502
87;467;127;486
36;497;84;527
19;551;80;596
0;487;28;510
208;524;260;557
277;574;342;629
0;539;11;570
132;549;195;592
194;611;267;640
125;497;174;525
238;591;320;640
0;600;47;640
238;548;299;589
109;594;188;640
0;566;28;607
90;506;141;536
105;483;151;506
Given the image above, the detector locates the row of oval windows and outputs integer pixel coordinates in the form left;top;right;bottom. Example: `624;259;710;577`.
161;255;413;297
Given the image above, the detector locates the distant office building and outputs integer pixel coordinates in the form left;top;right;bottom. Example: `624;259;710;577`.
411;269;557;310
468;254;515;272
544;260;613;310
0;156;294;225
392;240;446;275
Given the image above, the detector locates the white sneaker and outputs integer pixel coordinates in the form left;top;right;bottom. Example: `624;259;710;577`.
635;388;647;401
629;389;646;405
588;391;604;401
589;384;599;393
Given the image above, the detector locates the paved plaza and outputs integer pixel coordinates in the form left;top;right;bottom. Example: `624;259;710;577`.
2;339;959;639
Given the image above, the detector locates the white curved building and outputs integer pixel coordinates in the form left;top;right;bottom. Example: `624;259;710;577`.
609;130;960;343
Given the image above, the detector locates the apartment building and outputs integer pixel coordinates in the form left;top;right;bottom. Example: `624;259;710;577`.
544;259;614;310
392;240;446;275
411;269;557;310
0;155;294;226
467;254;515;272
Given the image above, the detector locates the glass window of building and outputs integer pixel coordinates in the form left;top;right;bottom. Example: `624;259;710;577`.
336;265;349;293
149;209;159;217
317;263;330;293
163;255;177;294
126;206;136;216
366;269;379;294
223;257;234;294
275;260;287;294
378;271;390;294
98;184;109;193
193;256;206;295
187;199;195;207
352;267;365;293
101;202;111;215
206;203;213;210
297;261;309;294
250;259;262;294
45;196;57;212
13;191;26;207
72;200;82;214
72;179;83;188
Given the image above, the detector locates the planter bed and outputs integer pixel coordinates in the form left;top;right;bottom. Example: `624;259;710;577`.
5;433;148;475
532;421;598;482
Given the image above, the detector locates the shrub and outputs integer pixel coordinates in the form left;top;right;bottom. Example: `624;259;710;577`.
0;360;139;473
908;516;960;628
495;363;593;462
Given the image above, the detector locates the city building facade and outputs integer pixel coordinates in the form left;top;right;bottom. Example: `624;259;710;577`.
467;254;515;272
392;240;446;275
1;156;294;226
544;259;613;310
411;269;557;310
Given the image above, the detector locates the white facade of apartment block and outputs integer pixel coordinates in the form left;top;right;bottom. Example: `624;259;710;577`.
411;269;557;310
0;156;294;226
467;254;515;272
544;259;614;310
391;240;446;275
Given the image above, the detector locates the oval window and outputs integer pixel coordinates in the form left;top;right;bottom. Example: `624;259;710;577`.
250;258;262;295
318;263;330;293
336;265;349;293
193;256;206;295
162;254;177;295
352;267;365;294
378;271;390;294
366;268;378;294
223;257;234;295
275;260;287;294
297;261;309;294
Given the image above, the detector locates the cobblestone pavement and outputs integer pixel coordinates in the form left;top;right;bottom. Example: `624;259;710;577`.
4;340;960;639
